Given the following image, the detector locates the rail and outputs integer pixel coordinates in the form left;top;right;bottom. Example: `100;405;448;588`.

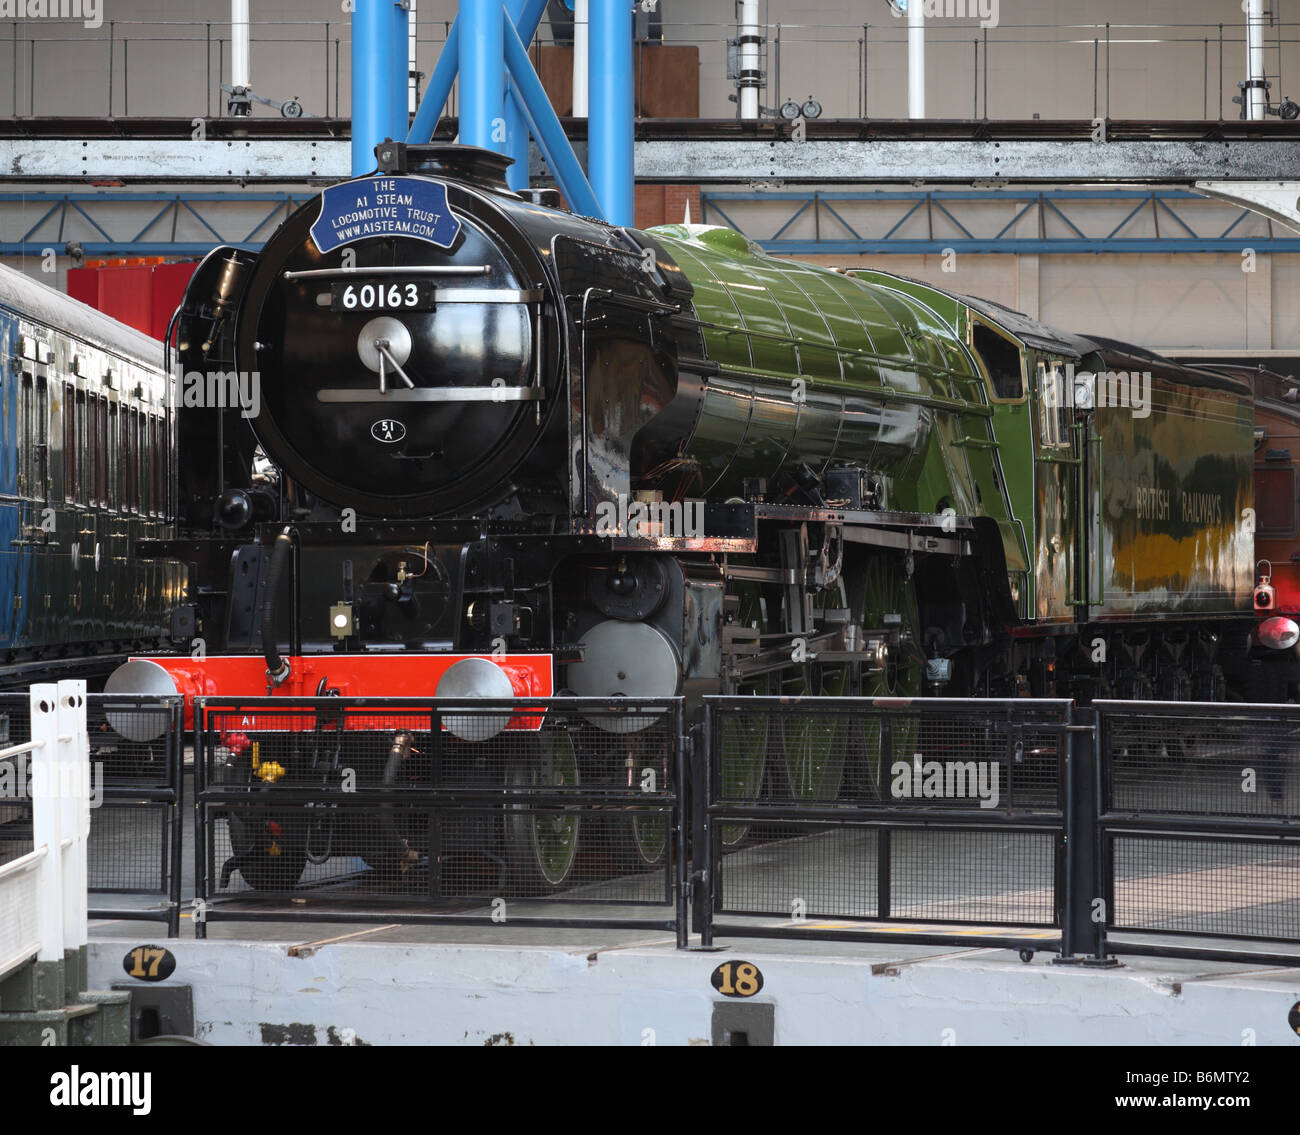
5;18;1300;123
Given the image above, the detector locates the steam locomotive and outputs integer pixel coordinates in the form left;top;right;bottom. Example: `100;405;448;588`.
106;142;1278;891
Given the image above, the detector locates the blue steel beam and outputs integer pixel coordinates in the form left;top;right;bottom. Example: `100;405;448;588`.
504;0;531;189
760;240;1300;255
351;0;409;175
588;0;633;226
460;0;506;153
4;189;1296;258
699;187;1299;255
408;0;548;145
502;18;603;218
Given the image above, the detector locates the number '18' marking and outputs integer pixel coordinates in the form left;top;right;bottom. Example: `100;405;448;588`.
711;960;764;997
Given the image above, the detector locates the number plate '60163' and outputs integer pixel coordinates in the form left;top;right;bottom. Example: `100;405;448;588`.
329;280;437;313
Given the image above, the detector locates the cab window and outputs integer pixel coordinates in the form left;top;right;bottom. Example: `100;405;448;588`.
1036;360;1071;448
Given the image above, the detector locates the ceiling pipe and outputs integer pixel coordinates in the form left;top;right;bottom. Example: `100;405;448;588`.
229;0;250;115
1246;0;1268;121
738;0;761;120
908;2;924;119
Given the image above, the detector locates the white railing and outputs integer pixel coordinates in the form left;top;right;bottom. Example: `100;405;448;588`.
0;681;89;984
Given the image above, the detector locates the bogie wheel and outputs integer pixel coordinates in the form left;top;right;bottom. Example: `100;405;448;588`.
504;732;582;894
225;805;308;892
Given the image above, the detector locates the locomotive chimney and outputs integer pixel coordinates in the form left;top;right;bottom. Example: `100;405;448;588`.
382;143;519;196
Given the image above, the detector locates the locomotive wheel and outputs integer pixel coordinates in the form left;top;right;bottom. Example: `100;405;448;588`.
853;555;922;798
504;733;581;894
720;584;770;846
622;809;670;868
776;662;850;800
613;731;671;868
225;805;308;892
775;580;852;801
719;674;770;846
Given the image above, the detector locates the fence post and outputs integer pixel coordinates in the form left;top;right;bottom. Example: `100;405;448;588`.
56;681;89;998
29;685;63;967
692;703;714;947
674;700;688;948
169;699;184;937
193;699;208;940
1056;705;1117;966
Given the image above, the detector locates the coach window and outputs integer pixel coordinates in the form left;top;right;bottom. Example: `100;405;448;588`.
63;385;77;504
92;397;105;508
74;391;88;507
17;371;32;496
150;414;165;518
128;406;141;514
105;401;117;510
971;321;1025;402
34;375;48;502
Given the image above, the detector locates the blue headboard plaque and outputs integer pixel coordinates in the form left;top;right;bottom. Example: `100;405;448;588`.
310;177;462;253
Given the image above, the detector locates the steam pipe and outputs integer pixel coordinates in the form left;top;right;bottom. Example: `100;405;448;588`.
262;526;293;687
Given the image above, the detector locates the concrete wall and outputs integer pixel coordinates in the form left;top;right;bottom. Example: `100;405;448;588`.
784;252;1299;356
86;937;1300;1046
3;1;1295;121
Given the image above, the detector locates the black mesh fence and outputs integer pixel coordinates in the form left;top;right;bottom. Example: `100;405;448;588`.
193;697;686;940
7;681;1300;962
1096;701;1300;950
85;695;184;934
700;697;1070;949
0;692;183;934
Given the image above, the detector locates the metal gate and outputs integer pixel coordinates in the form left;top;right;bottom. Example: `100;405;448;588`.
698;696;1073;956
1096;699;1300;963
192;695;687;942
0;692;183;935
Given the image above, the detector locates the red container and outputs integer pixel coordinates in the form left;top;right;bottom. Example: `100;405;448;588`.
67;258;199;341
